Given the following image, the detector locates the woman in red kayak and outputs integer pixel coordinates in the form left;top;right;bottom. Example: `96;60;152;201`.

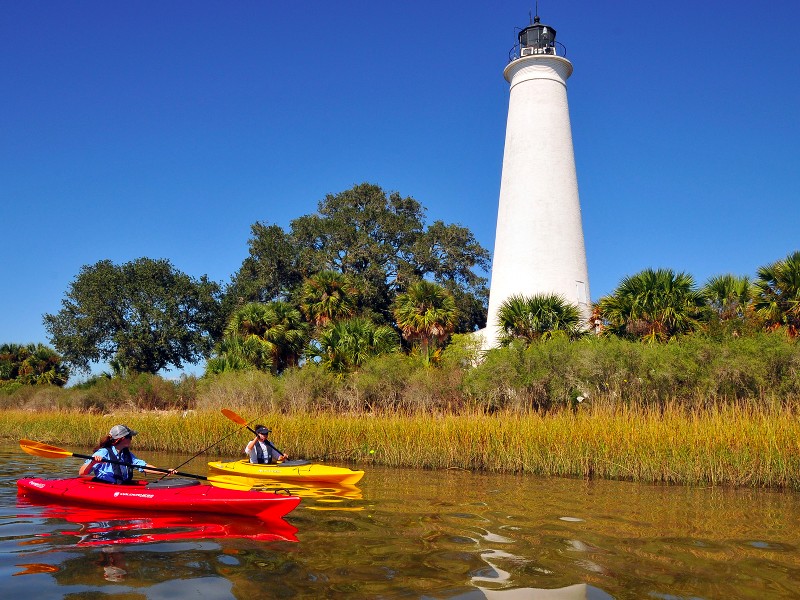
78;424;169;484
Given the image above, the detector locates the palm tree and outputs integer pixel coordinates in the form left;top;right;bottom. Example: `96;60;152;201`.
0;343;22;381
312;317;399;374
225;302;272;338
497;293;584;345
596;268;706;342
0;343;69;386
393;280;458;364
298;270;358;329
702;274;753;320
261;301;309;372
222;301;308;374
753;250;800;337
205;334;268;375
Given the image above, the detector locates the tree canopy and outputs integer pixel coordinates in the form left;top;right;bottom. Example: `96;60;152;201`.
702;274;753;320
310;317;400;374
43;258;223;375
0;343;69;386
298;270;358;330
222;301;309;374
227;183;490;332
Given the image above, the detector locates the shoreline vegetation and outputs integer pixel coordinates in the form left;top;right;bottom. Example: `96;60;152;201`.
3;404;799;490
3;333;799;490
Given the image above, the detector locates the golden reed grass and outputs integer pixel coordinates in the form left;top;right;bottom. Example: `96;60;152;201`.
3;402;799;490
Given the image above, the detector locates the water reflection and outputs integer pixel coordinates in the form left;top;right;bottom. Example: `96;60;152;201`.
98;548;127;581
209;473;364;509
4;443;800;598
16;497;299;546
453;583;613;599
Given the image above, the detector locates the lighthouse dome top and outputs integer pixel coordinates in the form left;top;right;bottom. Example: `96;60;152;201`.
510;14;566;61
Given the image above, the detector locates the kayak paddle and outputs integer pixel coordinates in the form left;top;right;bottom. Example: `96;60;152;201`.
221;408;255;432
20;439;208;480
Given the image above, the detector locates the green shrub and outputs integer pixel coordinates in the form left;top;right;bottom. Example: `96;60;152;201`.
0;332;796;415
352;353;414;412
0;380;24;397
196;369;277;413
278;363;340;412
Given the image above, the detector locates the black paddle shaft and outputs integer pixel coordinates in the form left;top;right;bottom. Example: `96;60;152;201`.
73;451;207;480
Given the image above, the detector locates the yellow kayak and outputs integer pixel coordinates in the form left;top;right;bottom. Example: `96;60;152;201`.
207;459;364;485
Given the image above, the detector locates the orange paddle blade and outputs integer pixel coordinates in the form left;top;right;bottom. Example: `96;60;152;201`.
19;439;74;459
221;408;249;426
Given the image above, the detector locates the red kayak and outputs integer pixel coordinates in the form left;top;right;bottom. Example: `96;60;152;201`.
17;477;300;522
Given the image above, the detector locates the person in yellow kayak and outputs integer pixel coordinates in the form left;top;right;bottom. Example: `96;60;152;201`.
245;425;288;464
78;424;170;483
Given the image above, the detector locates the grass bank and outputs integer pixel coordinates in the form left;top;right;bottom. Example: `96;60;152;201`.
3;403;799;490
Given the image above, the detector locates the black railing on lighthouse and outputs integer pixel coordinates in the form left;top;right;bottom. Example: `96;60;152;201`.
508;38;567;62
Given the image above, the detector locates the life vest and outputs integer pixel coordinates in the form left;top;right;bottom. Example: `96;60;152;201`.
254;441;275;465
110;447;135;483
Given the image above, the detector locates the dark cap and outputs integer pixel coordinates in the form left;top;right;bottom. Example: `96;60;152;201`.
255;426;271;435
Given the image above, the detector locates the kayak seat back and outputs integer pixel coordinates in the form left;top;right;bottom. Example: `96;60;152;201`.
145;478;202;489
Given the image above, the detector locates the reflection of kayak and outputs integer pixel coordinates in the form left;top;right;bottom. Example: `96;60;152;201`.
17;497;299;546
207;459;365;485
210;474;363;500
17;477;300;522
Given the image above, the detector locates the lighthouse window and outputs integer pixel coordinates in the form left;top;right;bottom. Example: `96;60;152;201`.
576;281;587;305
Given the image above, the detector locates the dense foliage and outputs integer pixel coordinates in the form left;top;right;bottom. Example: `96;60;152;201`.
497;293;585;345
594;268;706;341
208;301;309;375
754;250;800;336
3;333;798;415
0;343;69;388
43;258;223;375
310;317;400;375
393;280;458;364
226;183;490;333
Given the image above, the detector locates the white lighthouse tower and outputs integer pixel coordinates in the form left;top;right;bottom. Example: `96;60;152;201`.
483;13;591;349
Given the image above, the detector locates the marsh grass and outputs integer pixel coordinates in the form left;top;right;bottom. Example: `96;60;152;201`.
4;401;800;489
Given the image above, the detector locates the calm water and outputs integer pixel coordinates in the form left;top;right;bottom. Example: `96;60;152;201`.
2;442;800;599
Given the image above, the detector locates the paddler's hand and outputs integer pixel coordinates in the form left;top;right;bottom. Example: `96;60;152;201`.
79;455;102;476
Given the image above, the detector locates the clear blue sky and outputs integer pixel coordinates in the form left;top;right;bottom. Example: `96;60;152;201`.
3;1;798;379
